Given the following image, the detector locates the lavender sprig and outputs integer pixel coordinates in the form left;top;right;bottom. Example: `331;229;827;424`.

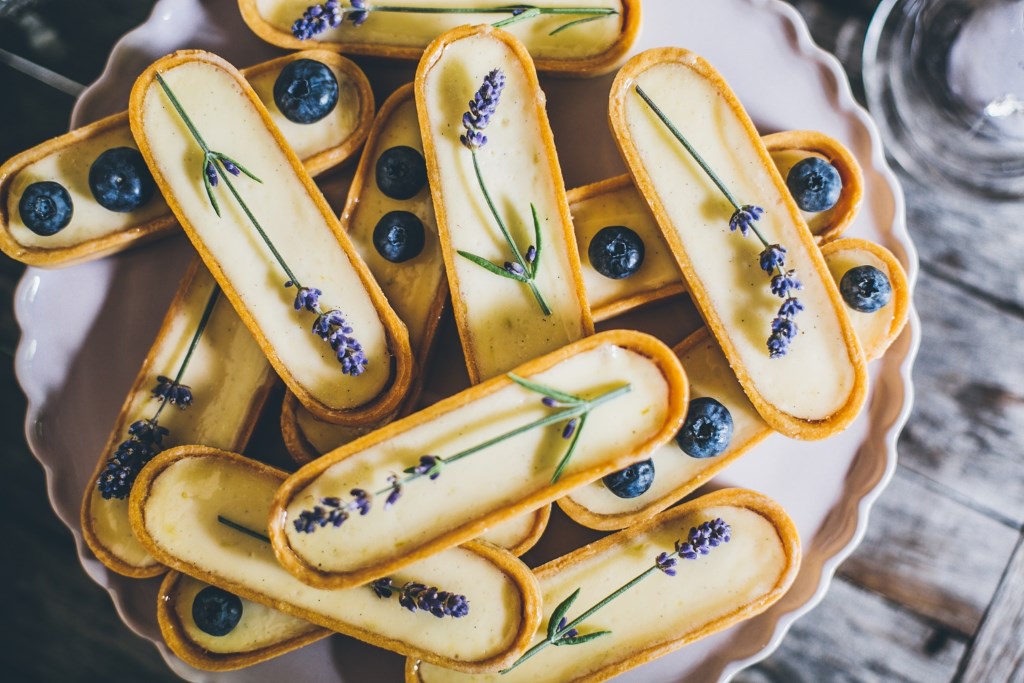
370;578;470;618
155;73;367;377
215;517;469;618
501;518;732;673
97;287;221;499
290;2;619;41
293;374;631;534
456;69;551;316
633;84;803;358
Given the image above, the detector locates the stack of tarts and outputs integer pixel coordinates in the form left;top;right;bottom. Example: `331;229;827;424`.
3;3;911;681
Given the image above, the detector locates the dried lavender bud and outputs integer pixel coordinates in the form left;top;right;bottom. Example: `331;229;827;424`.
205;161;218;187
293;286;322;312
152;375;193;408
460;69;506;150
504;261;526;276
222;159;240;176
96;438;158;499
562;418;579;440
728;204;763;236
384;475;402;509
674;518;732;560
770;269;802;298
371;577;394;599
127;419;169;447
556;616;578;639
778;297;804;318
350;488;372;516
758;244;786;273
525;245;537;263
407;455;443;480
394;582;469;618
655;551;677;576
542;396;558;408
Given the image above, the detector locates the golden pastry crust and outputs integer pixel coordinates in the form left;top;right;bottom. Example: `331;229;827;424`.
157;570;330;672
237;0;641;77
131;447;543;674
608;47;868;440
129;50;414;426
406;487;802;683
269;329;688;590
79;258;276;578
416;24;595;385
560;237;912;531
0;51;372;268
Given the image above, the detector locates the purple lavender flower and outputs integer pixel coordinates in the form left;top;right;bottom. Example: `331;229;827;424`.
767;316;799;358
222;159;241;176
778;297;804;318
309;308;368;377
394;582;470;619
770;269;802;298
349;0;369;25
127;419;169;447
384;475;402;509
728;204;763;236
460;69;506;150
562;418;579;440
556;617;578;639
525;245;537;264
758;244;786;273
292;0;344;40
541;396;559;408
96;438;159;500
371;577;394;599
655;551;678;576
292;286;322;312
407;455;444;480
504;261;526;276
674;518;732;560
205;161;218;187
152;375;193;408
350;488;372;516
771;316;798;341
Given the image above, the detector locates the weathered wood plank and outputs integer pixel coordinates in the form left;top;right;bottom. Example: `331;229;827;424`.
958;534;1024;683
838;466;1019;635
735;578;966;683
897;271;1024;527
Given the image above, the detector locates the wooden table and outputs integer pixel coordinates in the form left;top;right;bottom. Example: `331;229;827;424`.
1;1;1021;681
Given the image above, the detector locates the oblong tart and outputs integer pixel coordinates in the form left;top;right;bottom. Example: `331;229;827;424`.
408;488;801;683
575;130;865;321
81;259;275;577
239;0;640;77
561;238;911;530
0;50;372;268
129;50;412;425
269;330;688;590
131;448;542;673
609;48;868;440
416;25;594;384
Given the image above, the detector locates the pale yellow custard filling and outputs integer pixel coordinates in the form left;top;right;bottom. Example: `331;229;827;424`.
87;266;272;569
416;506;788;682
6;58;358;252
254;0;624;59
144;455;527;662
137;60;390;410
419;32;589;382
283;344;670;574
171;574;323;655
623;61;858;421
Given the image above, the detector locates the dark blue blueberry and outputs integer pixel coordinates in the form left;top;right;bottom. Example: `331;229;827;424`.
373;210;425;263
676;397;733;459
602;459;654;499
786;157;842;212
88;147;156;212
18;181;73;236
588;225;645;280
273;59;339;124
840;265;892;313
375;146;427;200
192;586;243;636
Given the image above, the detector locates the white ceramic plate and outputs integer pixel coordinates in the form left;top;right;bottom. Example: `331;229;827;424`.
14;0;920;681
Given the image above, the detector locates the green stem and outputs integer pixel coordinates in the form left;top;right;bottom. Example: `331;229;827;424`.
502;565;659;673
217;515;271;544
470;150;551;316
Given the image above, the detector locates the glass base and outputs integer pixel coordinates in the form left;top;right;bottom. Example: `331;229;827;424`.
864;0;1024;198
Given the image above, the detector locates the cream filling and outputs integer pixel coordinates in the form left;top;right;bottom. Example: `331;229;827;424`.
145;455;525;661
624;61;857;420
87;267;272;568
826;247;897;360
421;33;588;381
254;0;624;59
7;59;358;251
284;344;670;573
138;61;390;410
172;574;323;655
416;505;788;682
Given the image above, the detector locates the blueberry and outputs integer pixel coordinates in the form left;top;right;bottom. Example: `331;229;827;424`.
602;459;655;499
373;211;425;263
786;157;842;212
676;397;734;459
840;265;892;313
273;59;339;124
18;181;73;236
192;586;243;637
376;146;427;200
88;147;156;212
588;225;645;279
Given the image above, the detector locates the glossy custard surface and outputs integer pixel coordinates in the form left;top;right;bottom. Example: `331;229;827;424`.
421;33;589;381
254;0;624;58
416;506;788;682
624;61;857;420
284;344;670;573
88;268;271;568
138;61;390;410
172;574;322;654
145;456;526;661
